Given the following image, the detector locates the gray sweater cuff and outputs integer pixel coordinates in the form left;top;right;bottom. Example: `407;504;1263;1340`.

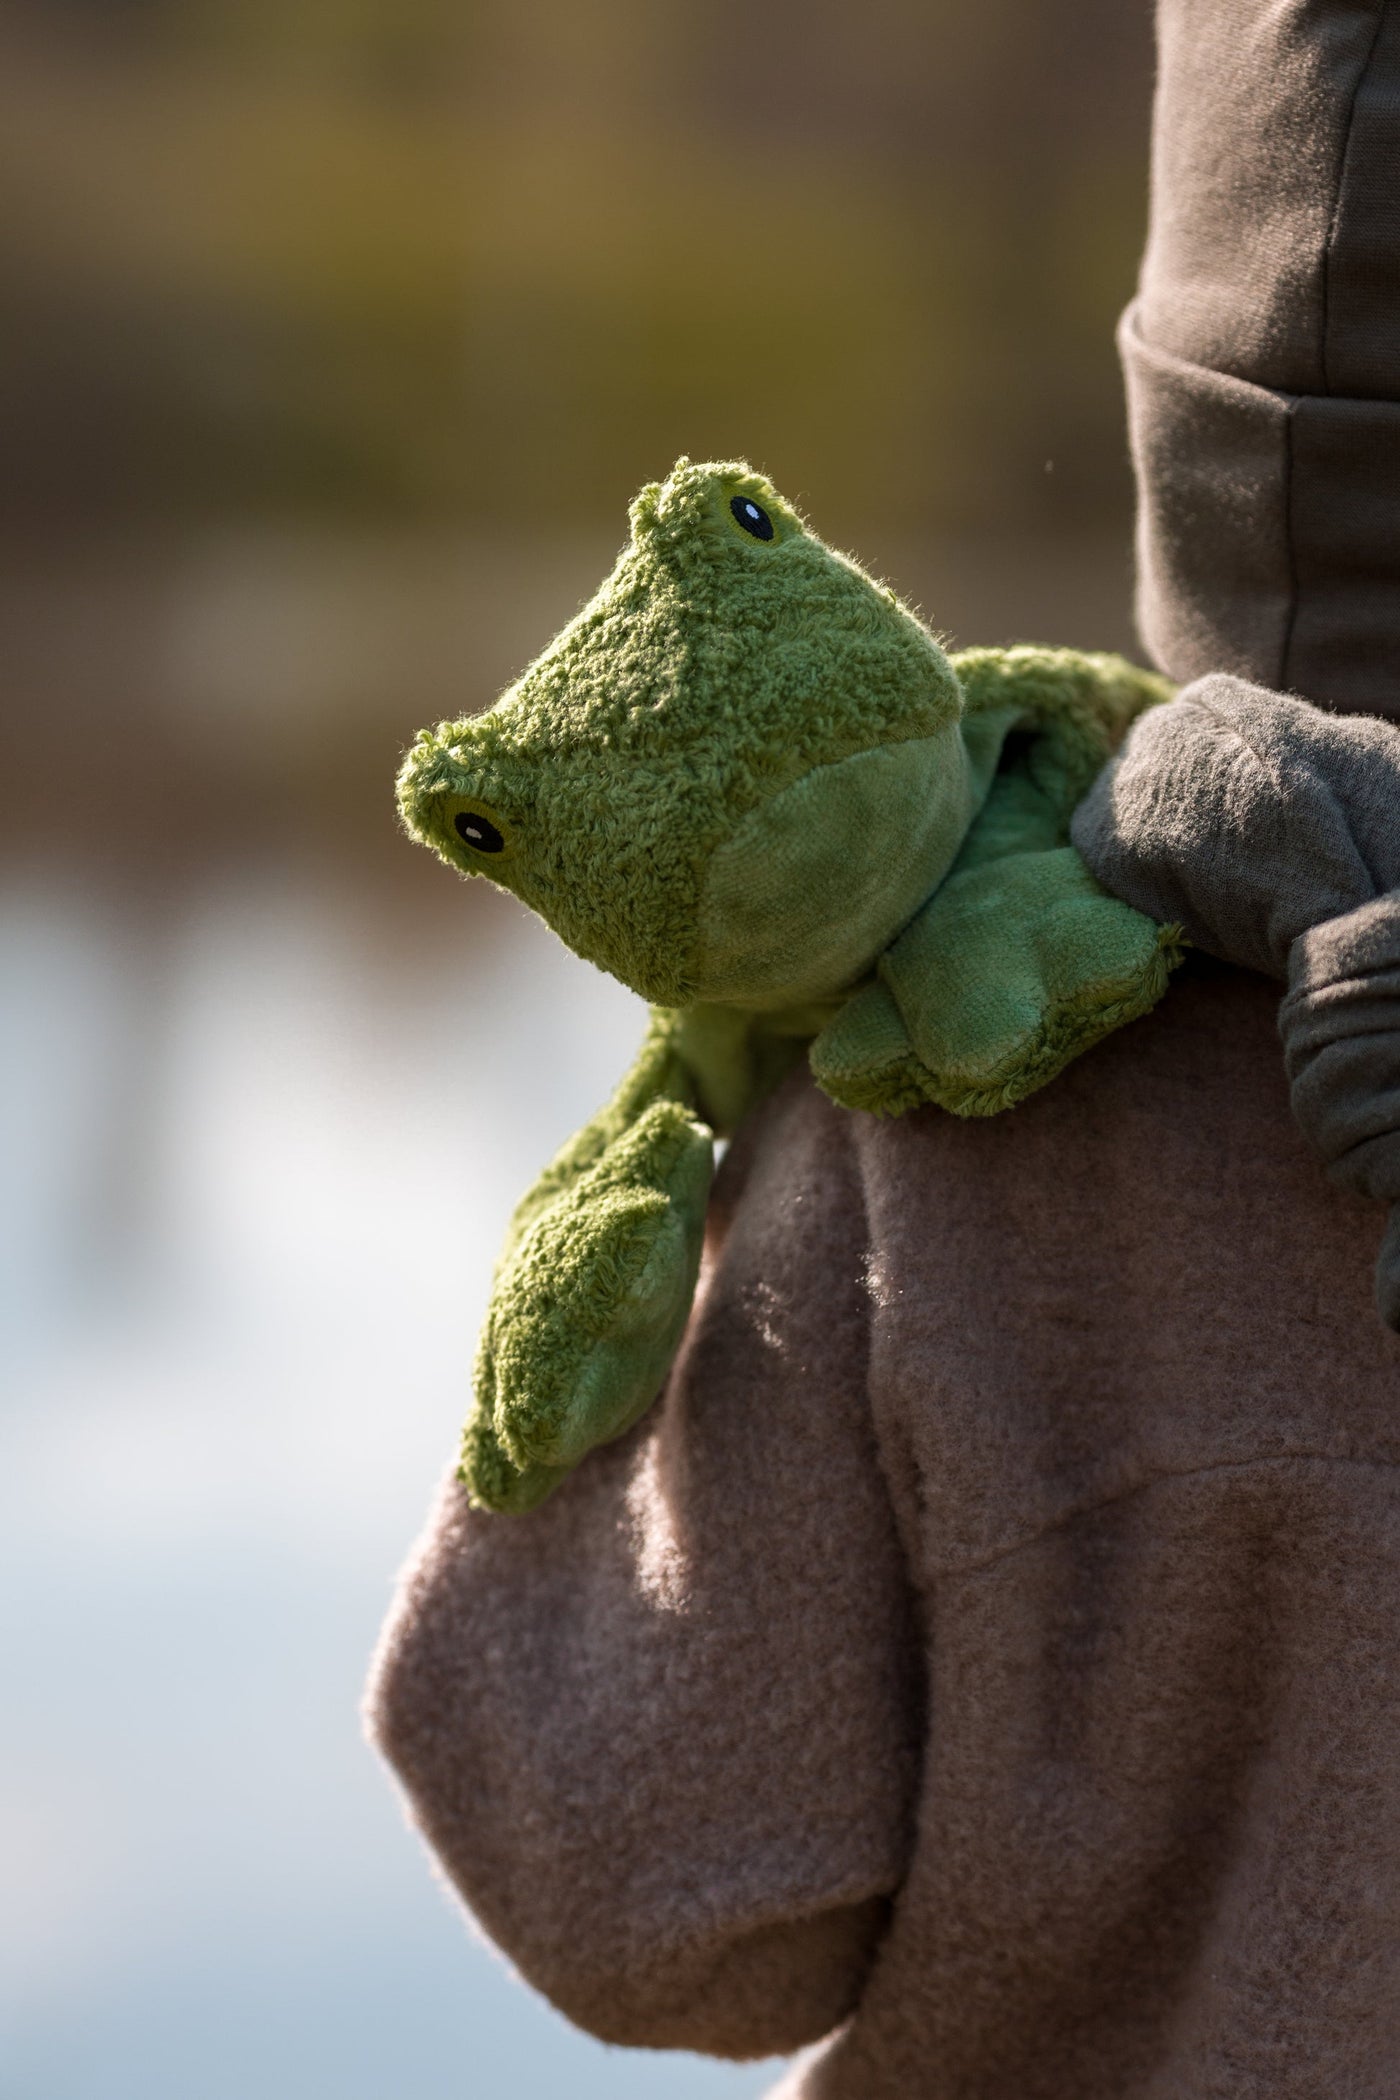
1280;896;1400;1329
1281;897;1400;1202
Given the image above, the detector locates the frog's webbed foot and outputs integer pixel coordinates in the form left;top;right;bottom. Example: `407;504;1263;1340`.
813;848;1182;1120
809;981;934;1118
459;1098;713;1511
458;1390;568;1517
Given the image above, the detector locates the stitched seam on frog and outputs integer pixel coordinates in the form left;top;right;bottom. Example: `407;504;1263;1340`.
930;1448;1400;1583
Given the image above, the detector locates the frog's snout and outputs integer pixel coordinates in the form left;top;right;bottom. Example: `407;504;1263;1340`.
396;726;524;877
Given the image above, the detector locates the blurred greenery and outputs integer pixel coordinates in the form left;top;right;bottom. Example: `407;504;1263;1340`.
0;0;1157;917
0;0;1153;534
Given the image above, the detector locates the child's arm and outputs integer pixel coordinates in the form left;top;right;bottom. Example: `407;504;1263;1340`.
1074;672;1400;1326
1072;674;1400;977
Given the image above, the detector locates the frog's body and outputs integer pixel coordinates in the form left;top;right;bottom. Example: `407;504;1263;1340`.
399;460;1179;1511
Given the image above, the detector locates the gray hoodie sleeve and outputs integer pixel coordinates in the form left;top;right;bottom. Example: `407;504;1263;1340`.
1071;677;1400;979
1283;898;1400;1328
1073;675;1400;1324
1102;0;1400;1328
1124;0;1400;718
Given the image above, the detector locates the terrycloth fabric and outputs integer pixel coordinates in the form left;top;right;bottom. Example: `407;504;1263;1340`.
396;459;972;1013
1073;672;1400;1324
396;457;1170;1073
1125;0;1400;715
396;457;1176;1513
368;959;1400;2097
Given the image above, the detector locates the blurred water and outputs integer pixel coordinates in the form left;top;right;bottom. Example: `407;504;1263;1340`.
0;867;779;2099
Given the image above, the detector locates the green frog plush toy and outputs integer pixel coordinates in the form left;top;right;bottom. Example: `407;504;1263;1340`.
399;458;1180;1512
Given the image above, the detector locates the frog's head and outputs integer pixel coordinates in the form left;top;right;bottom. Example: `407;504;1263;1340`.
398;458;973;1008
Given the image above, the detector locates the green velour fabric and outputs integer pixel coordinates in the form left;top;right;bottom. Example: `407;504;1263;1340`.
692;731;981;1006
398;459;1180;1512
810;849;1180;1118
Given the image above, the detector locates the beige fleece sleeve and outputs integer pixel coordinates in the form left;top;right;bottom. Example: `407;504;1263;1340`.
365;1076;920;2061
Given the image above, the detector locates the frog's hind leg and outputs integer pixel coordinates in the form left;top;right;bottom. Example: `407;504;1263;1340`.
459;1010;714;1511
492;1005;694;1262
481;1097;713;1481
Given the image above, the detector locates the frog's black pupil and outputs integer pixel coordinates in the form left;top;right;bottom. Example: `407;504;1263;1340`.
730;494;775;541
455;810;505;853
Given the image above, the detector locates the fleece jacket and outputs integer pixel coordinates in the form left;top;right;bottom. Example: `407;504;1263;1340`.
1073;674;1400;1325
368;959;1400;2098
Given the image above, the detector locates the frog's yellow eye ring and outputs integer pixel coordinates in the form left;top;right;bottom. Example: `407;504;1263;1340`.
730;494;775;542
441;797;515;860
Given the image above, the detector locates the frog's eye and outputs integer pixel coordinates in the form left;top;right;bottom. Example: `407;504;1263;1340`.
454;809;506;854
730;494;775;542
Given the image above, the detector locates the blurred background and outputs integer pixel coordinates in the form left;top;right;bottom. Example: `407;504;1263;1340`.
0;2;1156;2094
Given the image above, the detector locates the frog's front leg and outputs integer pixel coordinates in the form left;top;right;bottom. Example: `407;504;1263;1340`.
459;1014;714;1512
812;849;1181;1120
